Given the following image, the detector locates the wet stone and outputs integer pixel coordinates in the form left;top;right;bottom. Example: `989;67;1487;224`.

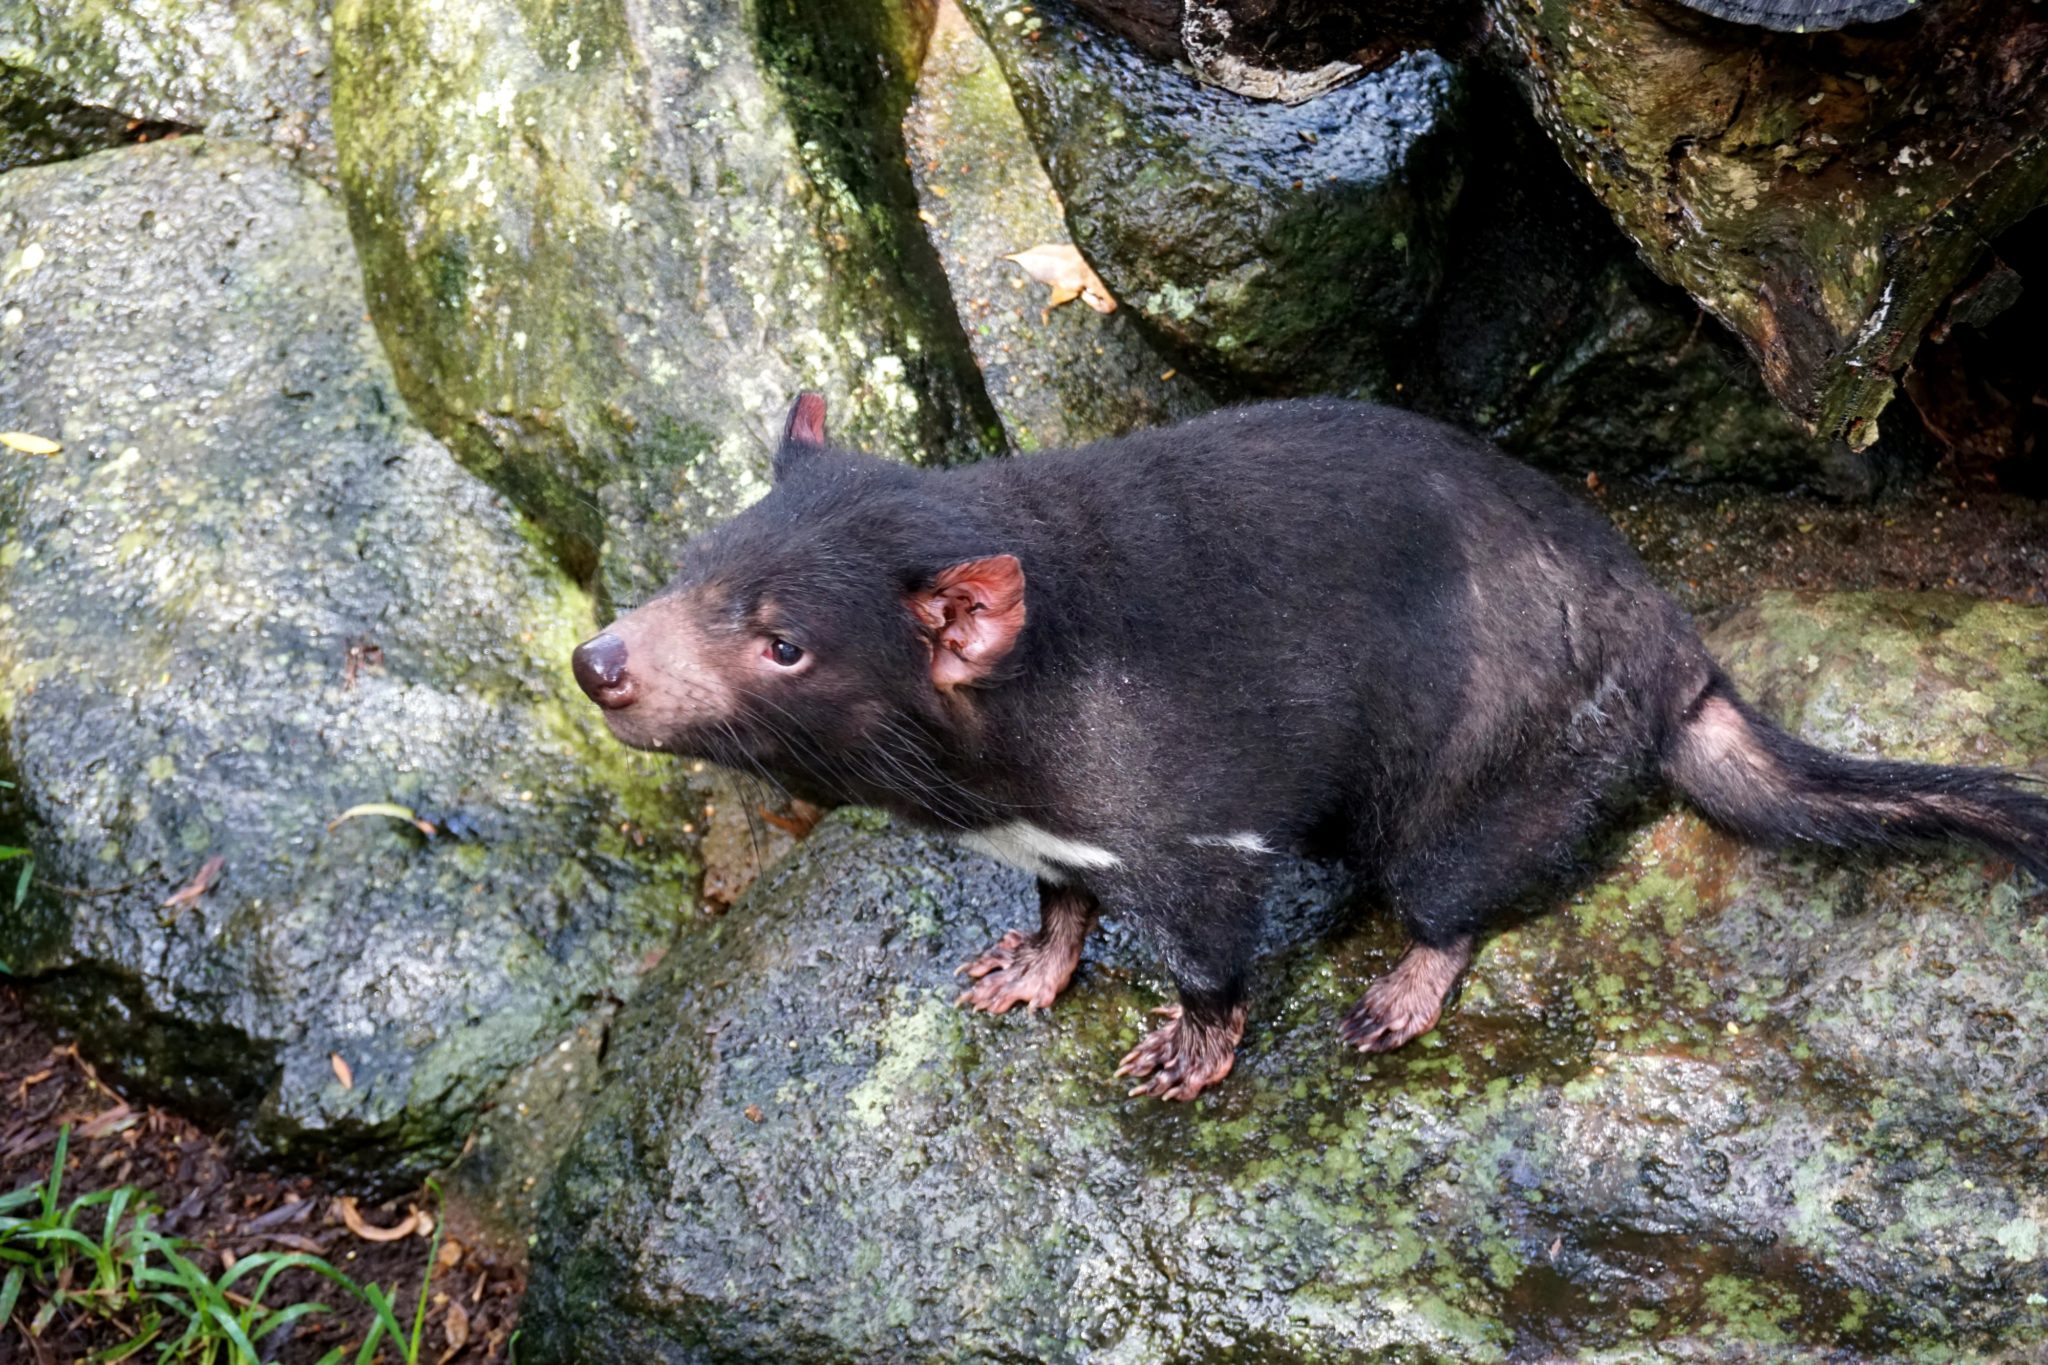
0;0;334;176
525;592;2048;1361
0;139;697;1185
957;0;1465;401
902;0;1210;451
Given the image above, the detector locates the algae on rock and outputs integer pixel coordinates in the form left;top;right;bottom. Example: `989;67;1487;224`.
526;592;2048;1360
1406;79;1835;486
0;0;333;175
0;138;697;1183
332;0;1001;606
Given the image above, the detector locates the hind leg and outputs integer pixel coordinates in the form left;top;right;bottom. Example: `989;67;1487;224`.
1338;935;1474;1052
956;880;1098;1015
1341;767;1628;1053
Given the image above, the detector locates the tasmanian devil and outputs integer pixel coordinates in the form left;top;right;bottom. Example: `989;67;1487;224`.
572;395;2048;1101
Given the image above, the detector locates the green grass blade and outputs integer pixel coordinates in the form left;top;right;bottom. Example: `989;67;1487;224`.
352;1305;392;1365
409;1181;446;1360
203;1300;264;1363
41;1127;69;1222
86;1311;165;1363
1;1263;23;1323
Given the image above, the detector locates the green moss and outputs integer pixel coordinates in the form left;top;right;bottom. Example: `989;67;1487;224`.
333;0;1000;605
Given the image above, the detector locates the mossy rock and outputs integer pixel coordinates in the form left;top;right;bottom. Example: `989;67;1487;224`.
1405;77;1848;486
0;139;698;1185
956;0;1465;401
331;0;1002;605
0;0;332;175
525;592;2047;1360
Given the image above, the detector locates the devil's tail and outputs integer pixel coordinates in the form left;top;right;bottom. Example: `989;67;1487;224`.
1662;670;2048;882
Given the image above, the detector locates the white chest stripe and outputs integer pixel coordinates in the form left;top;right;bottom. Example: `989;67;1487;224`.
1187;832;1276;855
959;821;1123;882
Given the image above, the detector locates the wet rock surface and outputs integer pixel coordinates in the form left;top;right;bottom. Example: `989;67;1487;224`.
1405;79;1830;486
0;0;333;175
958;0;1464;401
903;0;1209;450
0;139;695;1184
526;593;2048;1361
332;0;1000;603
944;4;1843;483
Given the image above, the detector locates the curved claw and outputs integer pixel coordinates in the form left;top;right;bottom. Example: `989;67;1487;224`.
953;928;1080;1015
1336;986;1440;1053
1337;937;1473;1054
1114;1001;1246;1102
954;929;1029;980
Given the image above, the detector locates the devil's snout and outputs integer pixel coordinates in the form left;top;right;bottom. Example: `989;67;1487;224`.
572;632;637;710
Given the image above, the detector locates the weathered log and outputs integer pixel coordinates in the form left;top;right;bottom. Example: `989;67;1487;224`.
1484;0;2048;448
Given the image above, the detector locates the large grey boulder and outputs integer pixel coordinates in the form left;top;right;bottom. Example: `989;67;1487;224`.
0;0;332;175
331;0;1003;604
0;139;697;1184
949;2;1846;485
957;0;1464;403
525;592;2048;1360
902;0;1211;451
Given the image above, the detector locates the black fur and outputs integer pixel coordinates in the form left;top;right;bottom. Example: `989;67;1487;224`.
620;399;2047;1046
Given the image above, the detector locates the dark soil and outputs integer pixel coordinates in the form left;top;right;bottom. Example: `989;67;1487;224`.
0;986;523;1364
1599;474;2048;615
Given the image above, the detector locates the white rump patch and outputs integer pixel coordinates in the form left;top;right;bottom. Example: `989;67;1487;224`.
1187;832;1275;856
959;821;1123;882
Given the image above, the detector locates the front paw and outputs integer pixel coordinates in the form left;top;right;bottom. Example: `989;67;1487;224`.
954;929;1076;1014
1335;978;1442;1053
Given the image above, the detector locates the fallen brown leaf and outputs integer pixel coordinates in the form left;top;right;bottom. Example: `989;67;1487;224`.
1002;243;1116;314
443;1299;471;1353
330;1053;354;1090
757;799;824;839
338;1197;422;1243
161;855;226;911
78;1103;137;1139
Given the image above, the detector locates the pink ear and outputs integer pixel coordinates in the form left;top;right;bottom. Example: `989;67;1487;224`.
907;555;1027;690
783;392;827;448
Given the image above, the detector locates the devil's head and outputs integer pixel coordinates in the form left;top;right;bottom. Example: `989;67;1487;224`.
571;394;1028;803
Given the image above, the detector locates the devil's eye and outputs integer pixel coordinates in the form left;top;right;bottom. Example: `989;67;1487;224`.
767;638;805;668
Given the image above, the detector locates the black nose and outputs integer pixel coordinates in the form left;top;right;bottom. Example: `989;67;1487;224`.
572;633;636;709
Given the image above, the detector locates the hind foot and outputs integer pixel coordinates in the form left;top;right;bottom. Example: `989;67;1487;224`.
1114;1001;1247;1101
1338;936;1473;1053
